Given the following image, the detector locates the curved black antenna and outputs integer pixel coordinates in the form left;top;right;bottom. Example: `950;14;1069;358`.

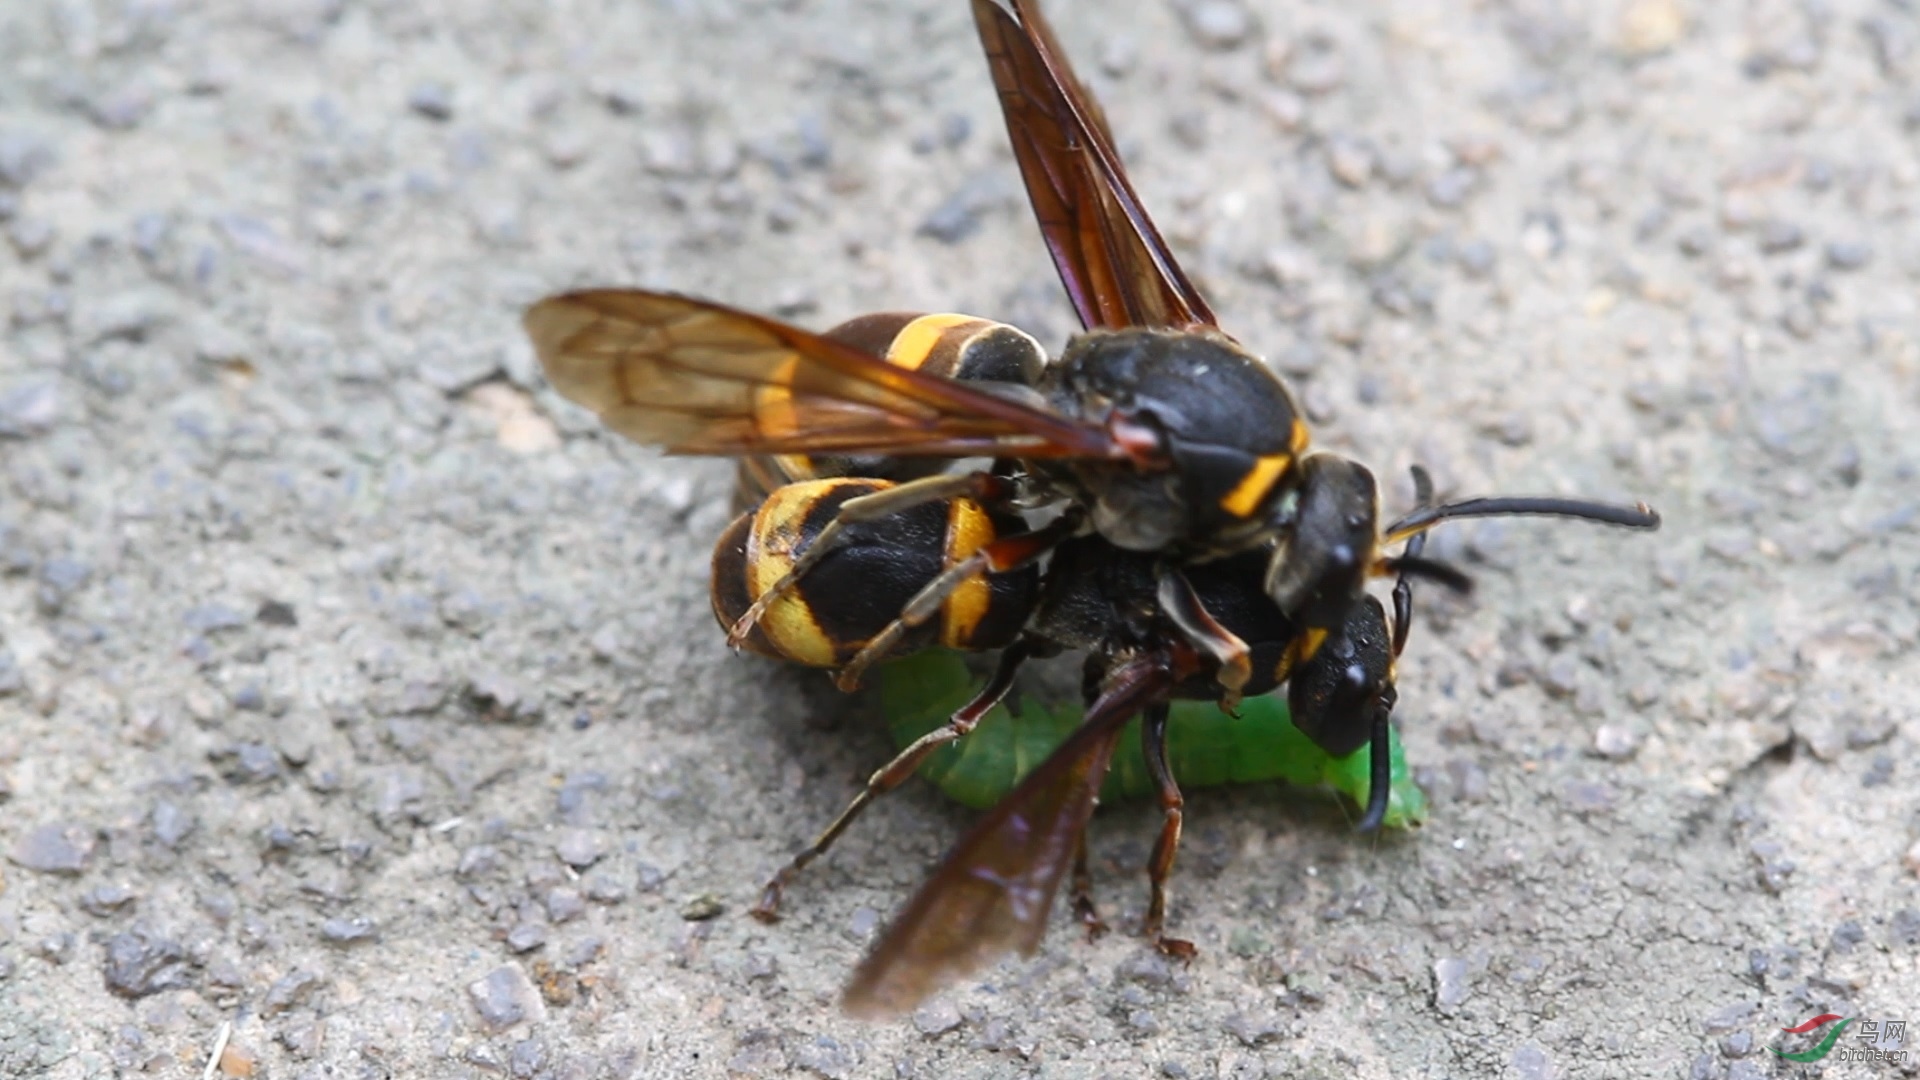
1383;494;1660;546
1380;554;1474;596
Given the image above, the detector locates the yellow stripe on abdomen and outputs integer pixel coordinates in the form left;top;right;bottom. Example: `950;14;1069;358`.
748;479;848;668
939;498;995;648
886;313;979;372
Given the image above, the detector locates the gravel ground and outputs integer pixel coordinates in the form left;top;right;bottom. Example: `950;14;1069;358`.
3;0;1920;1077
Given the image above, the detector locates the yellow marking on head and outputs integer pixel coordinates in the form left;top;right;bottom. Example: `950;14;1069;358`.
752;356;802;439
886;313;979;372
1289;417;1311;454
1281;626;1330;680
939;498;995;648
1219;452;1293;519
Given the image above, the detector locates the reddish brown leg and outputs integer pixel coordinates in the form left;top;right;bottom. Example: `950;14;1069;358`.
1140;702;1195;960
751;642;1033;921
1071;834;1110;941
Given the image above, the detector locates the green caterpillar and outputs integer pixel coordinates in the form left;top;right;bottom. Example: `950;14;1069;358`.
878;650;1428;829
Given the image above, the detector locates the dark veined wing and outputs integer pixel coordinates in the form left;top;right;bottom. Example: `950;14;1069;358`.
841;656;1175;1018
525;290;1123;459
972;0;1216;331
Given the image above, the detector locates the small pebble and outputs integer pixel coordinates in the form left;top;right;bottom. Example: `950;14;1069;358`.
7;217;53;258
0;380;58;438
1889;909;1920;946
9;821;96;874
1222;1011;1284;1046
566;937;605;967
1427;167;1475;207
679;895;724;921
912;1000;964;1036
1757;221;1804;254
554;829;606;869
78;883;136;916
1180;1;1253;50
1287;38;1346;94
1326;137;1375;187
582;873;627;904
793;1035;859;1080
1593;725;1640;759
320;916;379;945
917;172;1006;244
505;922;547;954
256;600;297;627
1117;950;1177;987
1512;1044;1555;1080
151;801;195;848
468;965;545;1030
102;927;194;998
545;887;586;923
1562;781;1617;814
1433;957;1471;1013
0;131;55;187
262;969;322;1015
408;82;454;121
1619;0;1686;54
1824;241;1871;270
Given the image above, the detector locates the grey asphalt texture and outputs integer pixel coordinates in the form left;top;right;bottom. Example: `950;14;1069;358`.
3;0;1919;1077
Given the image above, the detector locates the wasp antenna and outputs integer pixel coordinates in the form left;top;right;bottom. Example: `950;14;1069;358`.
1383;494;1660;546
1381;554;1474;595
1408;464;1435;512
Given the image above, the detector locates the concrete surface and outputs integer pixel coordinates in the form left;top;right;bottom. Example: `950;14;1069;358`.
2;0;1918;1076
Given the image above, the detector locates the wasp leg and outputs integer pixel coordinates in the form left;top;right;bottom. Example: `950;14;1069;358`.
1071;833;1110;941
1366;477;1427;831
1140;701;1195;960
727;470;1018;650
751;642;1036;922
833;510;1081;691
1360;465;1433;833
1155;568;1251;713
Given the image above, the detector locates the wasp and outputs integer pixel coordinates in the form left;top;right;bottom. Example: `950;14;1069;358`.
524;0;1661;1016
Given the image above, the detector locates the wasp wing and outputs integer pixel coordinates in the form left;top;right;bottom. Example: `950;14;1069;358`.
973;0;1216;331
525;289;1121;459
841;657;1174;1017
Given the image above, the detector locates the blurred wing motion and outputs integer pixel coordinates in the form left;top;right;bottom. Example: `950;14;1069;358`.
973;0;1216;331
842;656;1175;1018
525;289;1122;459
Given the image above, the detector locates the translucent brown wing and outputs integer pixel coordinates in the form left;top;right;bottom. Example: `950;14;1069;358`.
841;657;1175;1018
525;289;1122;459
973;0;1216;331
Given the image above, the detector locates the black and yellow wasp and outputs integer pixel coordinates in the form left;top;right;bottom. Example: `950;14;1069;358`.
524;0;1660;1016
